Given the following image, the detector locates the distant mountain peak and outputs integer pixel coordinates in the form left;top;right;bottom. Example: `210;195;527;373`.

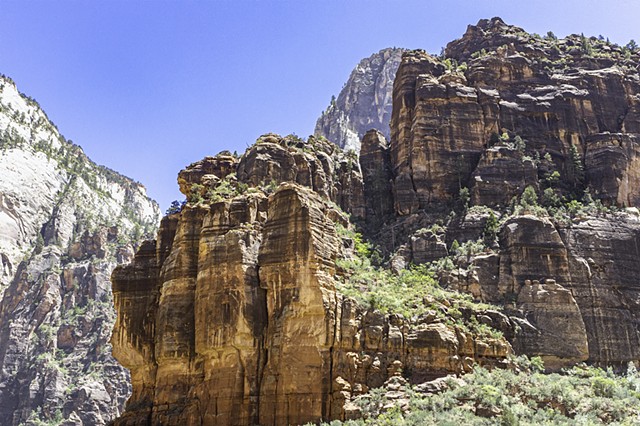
315;47;404;152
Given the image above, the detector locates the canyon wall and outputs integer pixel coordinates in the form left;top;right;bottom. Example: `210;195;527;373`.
0;75;160;425
112;18;640;425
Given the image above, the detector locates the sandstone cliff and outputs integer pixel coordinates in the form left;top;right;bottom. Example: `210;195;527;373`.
379;17;640;370
0;75;160;425
111;136;511;425
315;48;403;152
112;18;640;425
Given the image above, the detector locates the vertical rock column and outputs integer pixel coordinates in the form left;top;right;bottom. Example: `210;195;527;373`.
359;130;394;230
151;207;206;424
193;196;266;426
498;216;588;369
111;239;162;421
257;184;341;426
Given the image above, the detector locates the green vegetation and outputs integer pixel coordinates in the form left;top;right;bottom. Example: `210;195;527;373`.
486;131;526;153
568;144;585;194
316;358;640;425
166;200;185;215
482;211;499;246
335;223;500;338
24;407;63;426
457;187;470;212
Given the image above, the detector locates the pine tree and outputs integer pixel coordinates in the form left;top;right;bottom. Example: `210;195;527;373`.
568;144;585;193
483;211;499;246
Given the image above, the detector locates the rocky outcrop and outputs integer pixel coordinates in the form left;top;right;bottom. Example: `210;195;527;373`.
562;215;640;365
496;216;589;368
0;75;160;425
110;17;640;426
315;48;404;152
470;146;538;207
112;180;512;425
438;212;640;370
359;130;394;230
181;133;367;220
389;17;640;214
371;19;640;370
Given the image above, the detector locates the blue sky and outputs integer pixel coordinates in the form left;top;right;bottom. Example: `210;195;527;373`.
1;0;638;210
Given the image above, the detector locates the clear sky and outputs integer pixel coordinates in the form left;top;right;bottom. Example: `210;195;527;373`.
1;0;638;210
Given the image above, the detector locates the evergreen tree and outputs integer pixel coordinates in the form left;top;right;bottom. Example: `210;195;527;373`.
483;211;499;246
166;200;184;215
568;144;585;192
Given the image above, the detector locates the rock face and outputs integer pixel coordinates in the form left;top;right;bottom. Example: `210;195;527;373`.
470;146;538;207
112;18;640;426
0;75;160;425
315;48;404;152
359;130;394;231
380;18;640;369
497;216;589;369
390;17;640;213
111;142;512;426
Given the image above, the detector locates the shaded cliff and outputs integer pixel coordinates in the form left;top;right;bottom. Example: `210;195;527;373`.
0;75;160;425
315;48;404;152
378;17;640;370
112;18;640;425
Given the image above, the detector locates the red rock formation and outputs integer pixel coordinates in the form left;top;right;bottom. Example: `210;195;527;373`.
112;183;511;425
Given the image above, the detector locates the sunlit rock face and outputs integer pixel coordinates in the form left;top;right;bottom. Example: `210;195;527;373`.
315;48;404;153
112;17;640;426
0;75;160;425
390;17;640;213
111;142;511;426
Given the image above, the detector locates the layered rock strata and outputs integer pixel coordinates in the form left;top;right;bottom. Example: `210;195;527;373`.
390;17;640;213
111;166;511;425
112;17;640;426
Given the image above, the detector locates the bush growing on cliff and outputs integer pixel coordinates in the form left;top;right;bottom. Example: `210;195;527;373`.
318;360;640;426
568;144;585;194
336;254;500;338
165;200;184;215
187;183;204;203
482;211;499;246
513;186;549;217
456;187;470;212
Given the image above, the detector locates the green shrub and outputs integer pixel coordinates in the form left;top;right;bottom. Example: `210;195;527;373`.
323;360;640;425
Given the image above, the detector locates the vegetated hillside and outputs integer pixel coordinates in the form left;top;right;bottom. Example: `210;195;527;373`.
315;48;403;152
0;75;160;425
111;17;640;425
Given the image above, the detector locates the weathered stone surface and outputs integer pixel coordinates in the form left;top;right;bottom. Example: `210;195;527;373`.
315;48;404;152
562;216;640;366
585;133;640;206
410;228;448;264
177;154;238;196
387;17;640;213
359;130;394;230
516;279;588;369
390;51;485;212
111;17;640;426
495;216;588;368
112;183;511;425
176;133;369;234
470;146;538;207
0;75;160;425
449;213;640;369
